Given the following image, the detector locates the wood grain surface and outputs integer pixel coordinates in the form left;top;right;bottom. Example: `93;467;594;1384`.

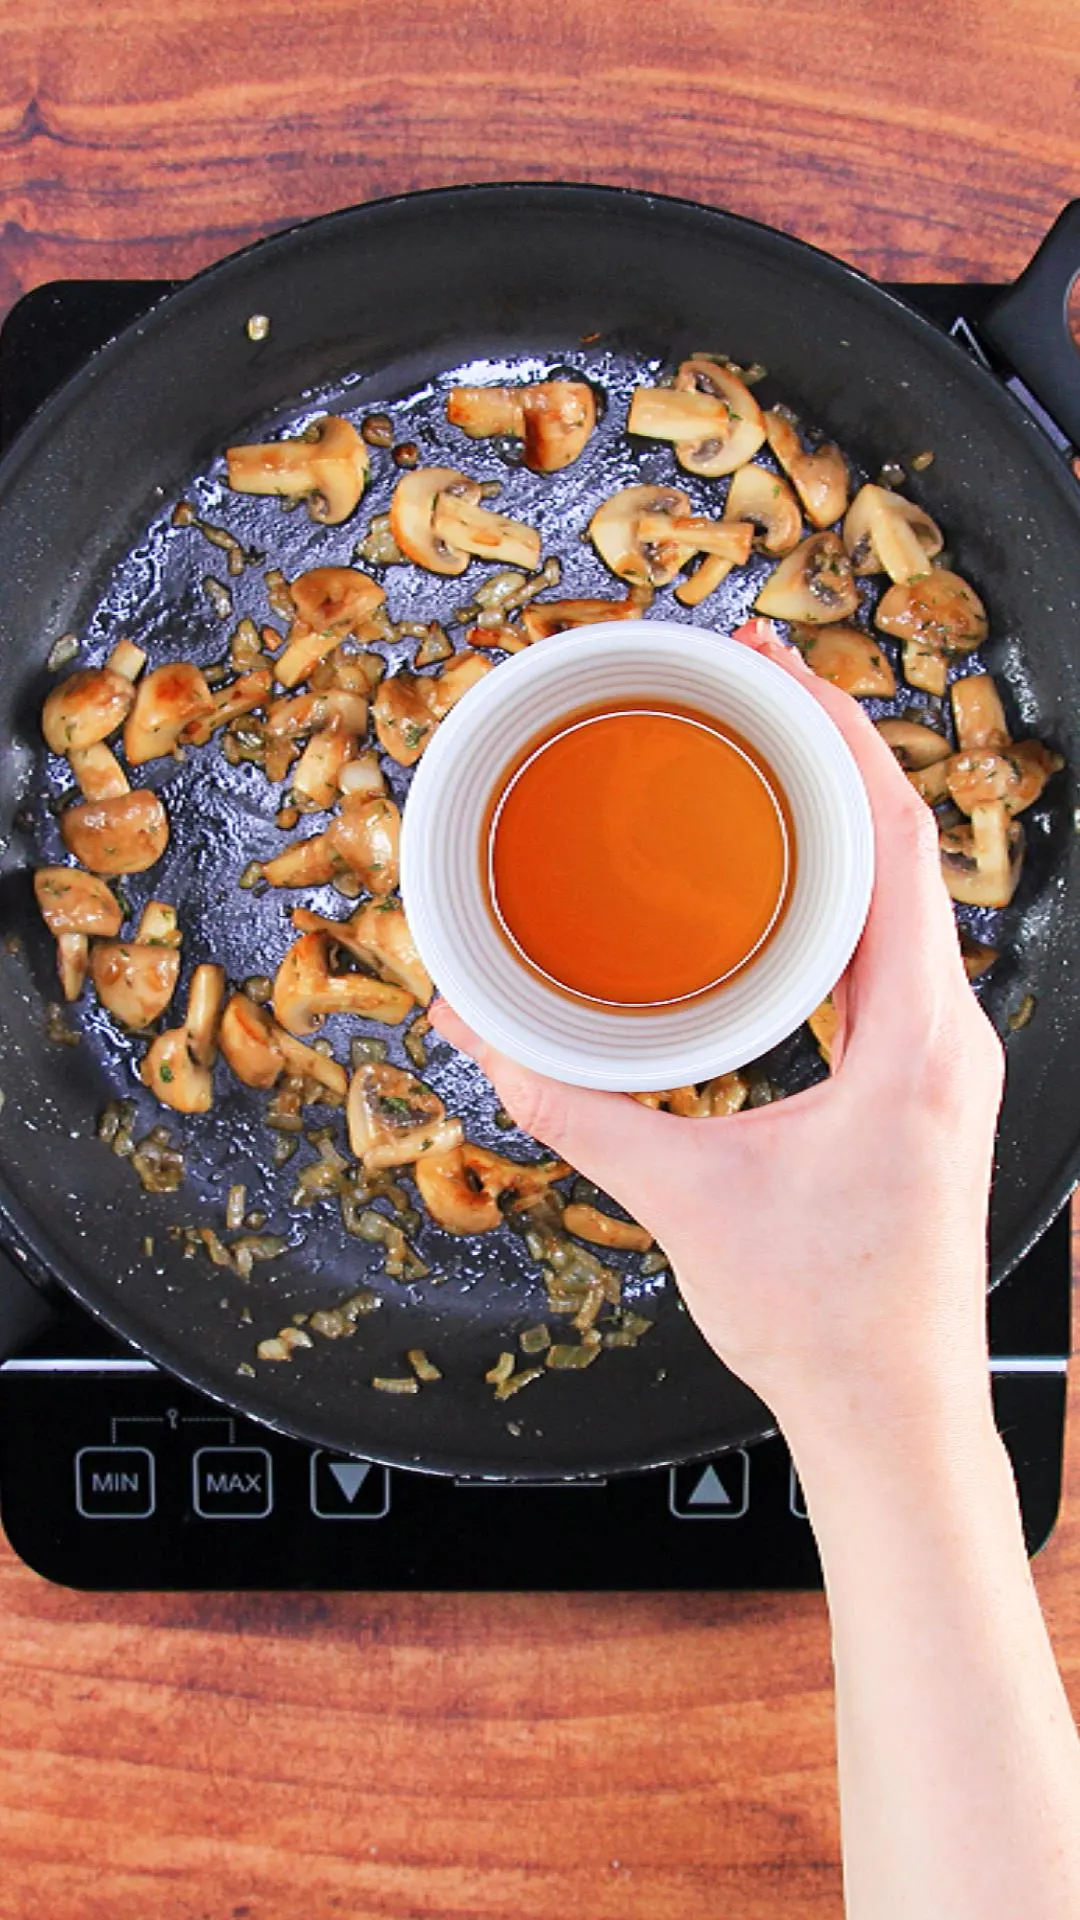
1;4;1080;1915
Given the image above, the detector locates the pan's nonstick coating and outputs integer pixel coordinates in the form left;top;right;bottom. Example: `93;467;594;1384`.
0;186;1077;1477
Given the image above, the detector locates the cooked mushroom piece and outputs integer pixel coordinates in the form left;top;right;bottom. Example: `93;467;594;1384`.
426;651;492;720
389;467;475;575
56;933;89;1003
960;934;1000;981
261;832;337;889
90;938;181;1028
226;415;370;524
124;662;215;765
337;748;386;798
561;1203;652;1252
704;1071;750;1116
42;667;135;754
672;550;748;608
373;674;436;766
671;356;767;477
842;483;944;581
754;533;859;624
106;639;147;683
185;963;226;1067
875;717;951;770
291;719;356;812
60;790;169;876
326;793;401;894
292;899;433;1004
447;380;597;472
791;624;896;696
273;572;386;688
946;739;1063;816
808;997;838;1066
67;743;130;801
431;490;541;571
939;801;1024;907
588;485;693;586
218;993;347;1095
764;410;849;527
723;463;803;556
906;760;951;807
951;674;1009;752
139;964;224;1113
34;867;123;938
518;593;647;642
414;1142;568;1234
347;1061;463;1169
182;665;275;746
875;569;988;697
272;932;414;1036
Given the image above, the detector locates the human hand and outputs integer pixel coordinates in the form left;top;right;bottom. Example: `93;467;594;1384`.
430;621;1004;1444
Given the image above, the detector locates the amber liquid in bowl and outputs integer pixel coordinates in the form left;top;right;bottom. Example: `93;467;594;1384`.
487;703;793;1008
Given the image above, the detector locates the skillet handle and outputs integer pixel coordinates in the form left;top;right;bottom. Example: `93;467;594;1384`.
0;1244;59;1362
983;201;1080;450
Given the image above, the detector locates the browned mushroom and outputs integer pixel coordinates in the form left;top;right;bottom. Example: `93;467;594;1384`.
791;624;896;696
951;674;1009;752
939;801;1023;907
414;1141;568;1234
764;410;849;528
875;717;951;770
139;964;226;1113
182;666;275;746
34;867;123;939
588;484;694;586
218;993;347;1096
447;380;597;471
67;743;130;801
226;415;370;524
290;718;357;812
292;898;433;1004
627;356;766;477
876;569;987;696
842;483;944;580
346;1061;462;1170
261;832;338;889
754;533;859;624
90;938;181;1029
516;592;648;643
561;1203;652;1252
326;793;401;894
60;790;169;876
390;468;540;574
42;667;135;755
960;934;1000;981
124;662;215;765
723;462;803;556
271;932;414;1034
808;996;839;1066
946;740;1063;816
273;574;386;690
431;491;541;571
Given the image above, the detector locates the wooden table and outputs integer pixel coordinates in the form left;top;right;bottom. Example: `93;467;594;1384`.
1;5;1078;1914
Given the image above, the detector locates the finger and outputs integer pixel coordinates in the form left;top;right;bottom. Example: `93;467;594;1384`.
429;998;668;1194
734;622;966;1045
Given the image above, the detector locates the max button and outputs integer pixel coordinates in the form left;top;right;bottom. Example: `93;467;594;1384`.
76;1447;156;1519
310;1451;391;1519
193;1447;273;1519
669;1452;751;1520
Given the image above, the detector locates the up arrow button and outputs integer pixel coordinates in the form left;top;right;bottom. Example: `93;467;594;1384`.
669;1452;751;1520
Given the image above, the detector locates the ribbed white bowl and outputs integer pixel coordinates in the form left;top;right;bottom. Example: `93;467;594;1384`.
401;622;874;1091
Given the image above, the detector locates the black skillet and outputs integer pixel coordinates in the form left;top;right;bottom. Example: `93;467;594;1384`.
0;184;1078;1481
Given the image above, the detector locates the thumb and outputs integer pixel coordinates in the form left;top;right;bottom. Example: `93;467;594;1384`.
429;999;667;1194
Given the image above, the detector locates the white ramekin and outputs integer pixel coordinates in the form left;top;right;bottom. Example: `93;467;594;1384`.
401;622;874;1091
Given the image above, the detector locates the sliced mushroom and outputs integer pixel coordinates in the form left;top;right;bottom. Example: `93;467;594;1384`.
338;748;386;798
60;790;169;876
414;1142;568;1235
106;639;147;683
273;573;386;688
124;662;215;765
791;624;896;696
960;934;999;982
588;484;693;586
723;463;803;556
754;532;859;624
518;593;647;642
261;832;337;889
56;933;89;1003
704;1071;750;1116
764;410;849;527
635;513;754;565
808;996;838;1066
389;467;475;576
42;667;135;754
182;666;274;746
426;650;492;720
90;938;181;1028
292;899;433;1004
226;415;370;524
875;569;988;698
951;674;1009;753
561;1203;652;1252
347;1061;462;1170
373;673;436;766
266;686;368;743
671;356;767;476
139;964;225;1113
447;380;597;471
34;867;123;938
431;491;541;571
946;740;1063;816
842;483;944;581
671;552;741;607
67;742;130;801
939;801;1024;907
272;932;414;1036
326;793;401;894
218;993;347;1096
875;717;951;770
291;718;356;812
906;760;951;807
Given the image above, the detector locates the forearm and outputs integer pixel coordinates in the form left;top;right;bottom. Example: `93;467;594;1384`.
787;1373;1080;1920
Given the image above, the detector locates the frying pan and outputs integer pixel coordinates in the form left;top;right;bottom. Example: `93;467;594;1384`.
0;184;1078;1481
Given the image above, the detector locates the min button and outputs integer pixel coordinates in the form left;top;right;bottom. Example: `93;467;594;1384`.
75;1447;156;1519
193;1447;273;1519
